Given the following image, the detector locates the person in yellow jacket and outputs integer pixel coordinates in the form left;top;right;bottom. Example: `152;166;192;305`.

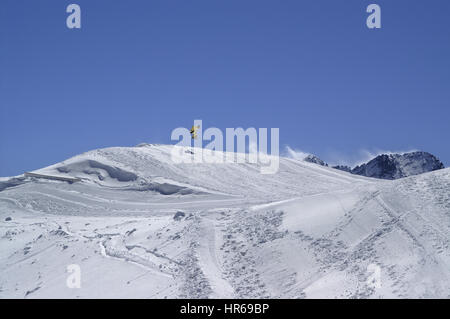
190;125;200;139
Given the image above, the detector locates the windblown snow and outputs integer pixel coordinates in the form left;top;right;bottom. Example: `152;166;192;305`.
0;144;449;298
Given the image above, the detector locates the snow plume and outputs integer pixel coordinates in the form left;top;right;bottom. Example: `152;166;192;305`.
284;146;311;161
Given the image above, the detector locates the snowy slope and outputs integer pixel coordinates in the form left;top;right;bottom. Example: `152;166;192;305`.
0;144;449;298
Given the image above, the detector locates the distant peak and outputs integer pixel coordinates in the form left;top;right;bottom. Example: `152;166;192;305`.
303;154;327;166
341;151;445;180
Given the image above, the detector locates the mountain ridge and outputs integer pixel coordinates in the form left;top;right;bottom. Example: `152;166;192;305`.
296;150;445;180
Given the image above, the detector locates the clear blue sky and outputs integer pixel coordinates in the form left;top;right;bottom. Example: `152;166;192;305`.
1;0;449;176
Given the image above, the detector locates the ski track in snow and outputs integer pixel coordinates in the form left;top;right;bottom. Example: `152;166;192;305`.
0;144;449;298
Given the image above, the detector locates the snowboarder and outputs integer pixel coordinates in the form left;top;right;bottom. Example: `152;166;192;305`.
190;125;200;139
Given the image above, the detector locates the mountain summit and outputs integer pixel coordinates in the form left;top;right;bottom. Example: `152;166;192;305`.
296;151;447;180
350;151;444;180
292;150;444;180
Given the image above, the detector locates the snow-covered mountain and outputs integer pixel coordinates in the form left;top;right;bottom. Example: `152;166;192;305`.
306;151;446;180
1;144;449;298
350;151;445;180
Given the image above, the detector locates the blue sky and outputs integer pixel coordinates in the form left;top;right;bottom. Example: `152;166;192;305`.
1;0;449;176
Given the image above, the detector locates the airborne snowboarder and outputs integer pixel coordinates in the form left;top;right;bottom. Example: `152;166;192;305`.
190;125;200;139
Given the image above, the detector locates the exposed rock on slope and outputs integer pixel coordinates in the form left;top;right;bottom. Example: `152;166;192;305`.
303;154;327;166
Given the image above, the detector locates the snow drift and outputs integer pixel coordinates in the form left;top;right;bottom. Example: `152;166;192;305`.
0;144;449;298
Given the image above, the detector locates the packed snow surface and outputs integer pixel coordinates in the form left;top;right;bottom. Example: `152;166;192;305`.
1;144;449;298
